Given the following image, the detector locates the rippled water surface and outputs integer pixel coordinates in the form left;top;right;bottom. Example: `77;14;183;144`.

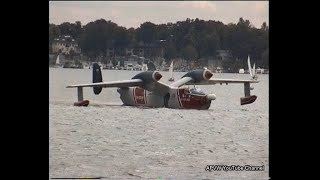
49;68;269;179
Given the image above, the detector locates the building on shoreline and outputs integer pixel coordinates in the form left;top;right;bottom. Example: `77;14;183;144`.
52;35;81;55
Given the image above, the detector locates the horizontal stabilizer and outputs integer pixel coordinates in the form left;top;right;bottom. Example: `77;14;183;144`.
92;63;103;94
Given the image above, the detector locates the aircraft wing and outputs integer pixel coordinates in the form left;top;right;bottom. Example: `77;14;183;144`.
171;77;259;87
170;77;193;87
185;78;259;85
151;81;171;96
66;79;143;88
179;77;259;105
66;79;171;96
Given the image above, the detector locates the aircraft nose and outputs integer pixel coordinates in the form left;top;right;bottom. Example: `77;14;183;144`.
206;94;216;100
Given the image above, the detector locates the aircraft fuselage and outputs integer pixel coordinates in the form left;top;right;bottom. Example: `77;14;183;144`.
117;87;212;109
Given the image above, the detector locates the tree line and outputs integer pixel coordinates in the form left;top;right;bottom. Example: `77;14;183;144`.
49;17;269;68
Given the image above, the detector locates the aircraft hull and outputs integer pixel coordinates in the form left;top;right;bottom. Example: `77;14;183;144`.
117;87;211;110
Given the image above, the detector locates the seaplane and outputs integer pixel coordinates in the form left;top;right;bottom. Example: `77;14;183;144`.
66;63;259;109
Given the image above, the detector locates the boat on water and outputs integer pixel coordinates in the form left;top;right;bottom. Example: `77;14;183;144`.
83;63;90;69
63;61;84;69
126;63;133;70
216;67;222;73
168;61;174;81
248;55;258;80
141;64;148;71
247;55;257;90
54;54;63;68
256;68;268;74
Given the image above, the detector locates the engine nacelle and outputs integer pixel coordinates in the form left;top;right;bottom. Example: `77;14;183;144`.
131;71;163;83
181;69;213;83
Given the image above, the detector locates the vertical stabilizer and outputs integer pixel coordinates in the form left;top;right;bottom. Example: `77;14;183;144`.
92;63;103;95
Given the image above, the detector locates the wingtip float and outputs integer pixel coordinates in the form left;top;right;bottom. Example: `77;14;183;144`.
240;95;257;105
73;100;90;107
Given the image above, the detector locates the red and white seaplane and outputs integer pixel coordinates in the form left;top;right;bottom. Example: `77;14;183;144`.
66;63;259;109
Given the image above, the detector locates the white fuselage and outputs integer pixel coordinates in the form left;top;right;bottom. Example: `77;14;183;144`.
117;87;212;109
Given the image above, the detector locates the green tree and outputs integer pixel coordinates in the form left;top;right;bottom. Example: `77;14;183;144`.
79;19;118;58
49;24;61;44
164;43;177;61
136;22;157;44
156;24;170;40
49;17;268;69
261;22;269;31
261;48;269;68
182;44;198;61
59;22;74;35
69;49;75;59
114;27;129;48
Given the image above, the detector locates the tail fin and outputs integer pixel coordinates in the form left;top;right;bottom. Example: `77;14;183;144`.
92;63;103;95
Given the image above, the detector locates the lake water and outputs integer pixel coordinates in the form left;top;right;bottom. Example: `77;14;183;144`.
49;68;269;179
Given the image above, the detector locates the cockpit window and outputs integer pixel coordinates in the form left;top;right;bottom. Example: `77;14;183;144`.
189;87;205;95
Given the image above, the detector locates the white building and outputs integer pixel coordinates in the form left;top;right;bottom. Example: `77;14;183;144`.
52;35;81;55
216;50;232;61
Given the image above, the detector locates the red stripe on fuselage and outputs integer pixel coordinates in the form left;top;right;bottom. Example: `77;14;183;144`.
144;89;147;104
133;87;136;104
177;89;182;107
134;87;146;105
178;88;208;109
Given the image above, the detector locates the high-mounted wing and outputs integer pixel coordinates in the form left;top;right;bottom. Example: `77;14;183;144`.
170;69;214;87
185;78;259;85
170;77;193;87
66;79;143;88
172;69;259;105
186;78;259;105
66;79;144;103
66;63;171;103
